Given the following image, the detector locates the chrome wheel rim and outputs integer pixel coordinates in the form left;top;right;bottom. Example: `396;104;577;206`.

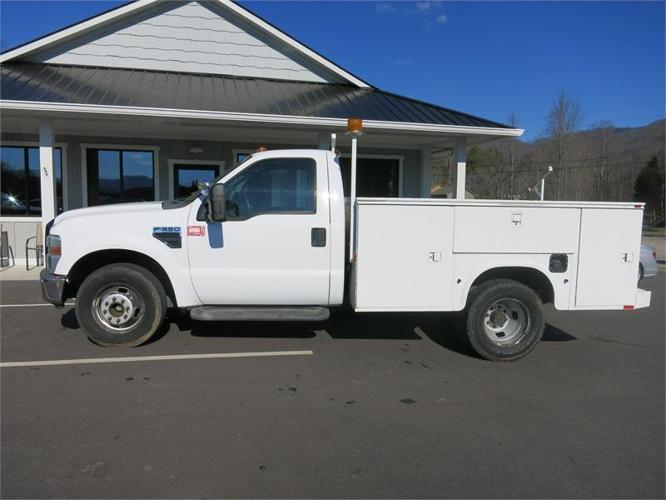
483;298;530;346
92;284;144;332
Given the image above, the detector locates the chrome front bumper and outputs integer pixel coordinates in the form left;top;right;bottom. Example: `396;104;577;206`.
40;268;67;306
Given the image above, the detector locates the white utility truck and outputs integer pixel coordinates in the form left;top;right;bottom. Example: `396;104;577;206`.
41;148;651;361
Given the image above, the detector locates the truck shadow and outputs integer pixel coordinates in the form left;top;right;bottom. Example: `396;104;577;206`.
407;315;575;356
178;308;577;355
61;308;576;355
173;307;423;341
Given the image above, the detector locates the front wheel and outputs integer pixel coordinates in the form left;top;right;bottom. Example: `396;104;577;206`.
75;263;167;347
465;279;544;361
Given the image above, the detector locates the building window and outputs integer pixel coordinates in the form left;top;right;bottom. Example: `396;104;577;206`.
233;150;254;166
173;164;220;198
86;149;155;206
339;156;401;197
0;146;63;217
224;158;316;220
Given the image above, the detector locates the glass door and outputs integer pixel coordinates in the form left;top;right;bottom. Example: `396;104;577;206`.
339;157;401;197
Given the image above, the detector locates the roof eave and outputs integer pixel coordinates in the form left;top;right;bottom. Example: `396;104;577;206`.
0;99;524;137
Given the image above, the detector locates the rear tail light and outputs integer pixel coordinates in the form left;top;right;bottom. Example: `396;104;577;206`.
653;251;657;260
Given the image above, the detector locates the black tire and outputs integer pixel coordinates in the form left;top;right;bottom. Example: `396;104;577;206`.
75;263;166;347
465;279;544;361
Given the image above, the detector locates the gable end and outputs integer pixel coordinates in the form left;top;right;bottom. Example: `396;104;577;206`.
8;0;359;85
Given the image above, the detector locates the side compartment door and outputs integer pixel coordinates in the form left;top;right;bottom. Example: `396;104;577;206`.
187;156;331;305
575;208;642;308
352;203;455;311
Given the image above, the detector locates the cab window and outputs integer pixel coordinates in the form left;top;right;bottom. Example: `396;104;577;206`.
224;158;316;220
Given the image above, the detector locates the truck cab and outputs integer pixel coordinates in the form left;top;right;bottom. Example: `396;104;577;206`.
185;149;345;307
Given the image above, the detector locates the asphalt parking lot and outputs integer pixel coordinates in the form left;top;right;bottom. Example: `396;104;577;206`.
1;276;664;499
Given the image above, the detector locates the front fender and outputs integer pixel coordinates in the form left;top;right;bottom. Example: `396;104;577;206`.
52;208;201;307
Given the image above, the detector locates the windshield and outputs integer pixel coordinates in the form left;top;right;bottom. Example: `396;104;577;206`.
212;154;252;185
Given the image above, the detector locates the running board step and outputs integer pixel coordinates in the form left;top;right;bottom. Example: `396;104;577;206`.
189;306;330;322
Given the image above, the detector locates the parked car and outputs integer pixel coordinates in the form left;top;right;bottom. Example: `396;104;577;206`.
639;244;659;280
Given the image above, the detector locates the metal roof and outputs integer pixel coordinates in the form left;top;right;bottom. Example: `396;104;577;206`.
0;62;512;129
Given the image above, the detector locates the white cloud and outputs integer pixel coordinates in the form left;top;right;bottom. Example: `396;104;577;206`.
375;1;448;29
375;2;397;13
416;1;443;11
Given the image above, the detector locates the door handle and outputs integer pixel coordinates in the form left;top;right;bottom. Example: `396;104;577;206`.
311;228;326;247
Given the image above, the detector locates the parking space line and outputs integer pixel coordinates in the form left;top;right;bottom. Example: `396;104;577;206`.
0;302;75;308
0;350;314;368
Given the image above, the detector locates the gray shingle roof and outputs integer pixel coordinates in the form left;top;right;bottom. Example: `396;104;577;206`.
0;62;512;129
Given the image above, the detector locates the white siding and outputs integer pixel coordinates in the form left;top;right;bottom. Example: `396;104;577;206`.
28;1;340;83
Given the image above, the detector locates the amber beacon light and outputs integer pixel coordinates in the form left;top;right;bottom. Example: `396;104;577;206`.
346;117;364;136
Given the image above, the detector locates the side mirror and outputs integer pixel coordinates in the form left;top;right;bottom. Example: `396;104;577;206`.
207;183;226;222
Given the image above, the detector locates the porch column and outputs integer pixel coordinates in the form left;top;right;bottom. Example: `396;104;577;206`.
451;139;467;199
420;145;433;198
39;121;56;238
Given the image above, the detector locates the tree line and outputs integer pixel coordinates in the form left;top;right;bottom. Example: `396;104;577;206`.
433;91;665;222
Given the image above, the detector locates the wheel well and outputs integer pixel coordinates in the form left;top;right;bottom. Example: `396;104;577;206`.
470;267;554;304
65;250;177;307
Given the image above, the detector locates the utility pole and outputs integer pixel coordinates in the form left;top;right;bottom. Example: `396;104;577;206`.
530;165;554;201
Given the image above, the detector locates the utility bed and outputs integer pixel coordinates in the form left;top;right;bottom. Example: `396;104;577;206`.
350;198;650;312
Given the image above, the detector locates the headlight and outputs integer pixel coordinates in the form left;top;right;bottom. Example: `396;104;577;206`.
46;234;61;273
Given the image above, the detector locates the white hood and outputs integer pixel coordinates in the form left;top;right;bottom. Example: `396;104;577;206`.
53;201;165;227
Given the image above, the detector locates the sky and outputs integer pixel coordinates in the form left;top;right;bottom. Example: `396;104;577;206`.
0;0;664;141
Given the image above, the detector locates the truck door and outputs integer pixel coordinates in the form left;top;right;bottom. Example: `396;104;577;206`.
186;154;331;305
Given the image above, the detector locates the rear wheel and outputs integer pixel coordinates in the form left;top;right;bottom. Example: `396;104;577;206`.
75;263;166;347
465;279;544;361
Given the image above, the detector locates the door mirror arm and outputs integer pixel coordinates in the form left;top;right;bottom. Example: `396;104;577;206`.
207;183;227;222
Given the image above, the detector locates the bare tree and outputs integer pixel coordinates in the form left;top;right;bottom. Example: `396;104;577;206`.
506;112;519;197
590;120;615;201
545;90;582;200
